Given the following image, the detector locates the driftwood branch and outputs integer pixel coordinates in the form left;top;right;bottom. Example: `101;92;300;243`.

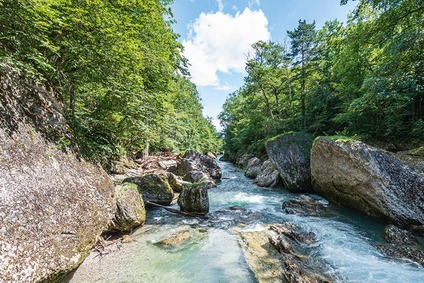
145;201;208;219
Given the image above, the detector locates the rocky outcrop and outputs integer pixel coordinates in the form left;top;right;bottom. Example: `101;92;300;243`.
283;195;327;216
0;65;115;282
124;174;174;206
109;183;146;232
239;223;332;283
377;224;424;266
311;137;424;226
266;132;313;192
245;157;262;178
176;150;222;187
254;160;281;188
236;153;255;169
178;185;209;215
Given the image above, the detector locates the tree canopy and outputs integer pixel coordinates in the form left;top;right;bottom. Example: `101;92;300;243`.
0;0;222;166
220;0;423;156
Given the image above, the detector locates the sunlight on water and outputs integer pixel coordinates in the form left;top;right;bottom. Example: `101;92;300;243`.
68;159;424;283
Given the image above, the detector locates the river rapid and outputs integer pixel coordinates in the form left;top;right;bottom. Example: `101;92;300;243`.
67;159;424;283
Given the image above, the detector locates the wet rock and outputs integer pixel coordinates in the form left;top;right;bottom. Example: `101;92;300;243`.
268;223;331;283
155;230;191;248
376;224;424;266
124;174;174;206
178;185;209;214
0;65;115;282
254;160;282;187
283;195;327;216
311;137;424;226
238;230;285;283
109;183;146;232
266;132;314;192
245;157;262;178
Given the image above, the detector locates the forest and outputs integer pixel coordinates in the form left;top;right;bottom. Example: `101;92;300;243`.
219;0;423;157
0;0;222;166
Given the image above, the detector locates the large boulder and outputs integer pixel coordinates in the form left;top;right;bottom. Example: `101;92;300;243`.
254;160;282;187
178;185;209;215
0;65;115;282
282;195;327;216
176;150;222;186
124;174;174;206
109;183;146;232
311;137;424;226
244;157;262;178
266;132;314;192
236;153;255;169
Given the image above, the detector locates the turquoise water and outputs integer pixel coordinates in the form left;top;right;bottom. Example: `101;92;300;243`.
68;159;424;283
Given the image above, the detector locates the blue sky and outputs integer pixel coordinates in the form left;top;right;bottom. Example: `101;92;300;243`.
170;0;357;130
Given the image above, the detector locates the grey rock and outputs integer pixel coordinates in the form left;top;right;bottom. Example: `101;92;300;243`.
377;224;424;266
311;137;424;226
109;183;146;232
254;160;282;187
266;132;313;192
244;157;262;178
283;195;327;216
178;185;209;214
236;153;256;169
124;174;174;206
0;65;115;282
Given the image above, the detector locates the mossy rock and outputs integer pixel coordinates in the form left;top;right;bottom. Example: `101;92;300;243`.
124;174;174;206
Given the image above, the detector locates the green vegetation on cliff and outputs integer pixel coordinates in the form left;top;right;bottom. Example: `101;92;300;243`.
0;0;222;166
219;0;423;156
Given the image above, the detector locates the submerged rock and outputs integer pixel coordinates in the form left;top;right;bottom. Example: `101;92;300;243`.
311;137;424;226
0;65;115;282
245;157;262;178
377;224;424;266
283;195;327;216
266;132;314;192
124;174;174;206
155;230;191;248
109;183;146;232
254;160;282;187
178;185;209;214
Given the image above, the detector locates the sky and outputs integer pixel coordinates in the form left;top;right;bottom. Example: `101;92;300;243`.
170;0;357;131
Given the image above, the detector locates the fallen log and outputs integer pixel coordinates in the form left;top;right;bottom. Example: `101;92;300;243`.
145;201;208;219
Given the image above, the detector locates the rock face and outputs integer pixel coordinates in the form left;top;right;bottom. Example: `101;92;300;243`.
244;157;262;178
176;150;222;186
236;153;255;169
311;137;424;226
178;185;209;214
109;183;146;232
0;65;115;282
254;160;281;187
266;132;313;192
124;174;174;205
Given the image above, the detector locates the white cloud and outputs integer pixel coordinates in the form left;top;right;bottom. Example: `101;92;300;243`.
248;0;261;8
216;0;224;12
183;8;270;87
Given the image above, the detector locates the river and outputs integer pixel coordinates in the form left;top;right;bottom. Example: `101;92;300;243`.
67;159;424;282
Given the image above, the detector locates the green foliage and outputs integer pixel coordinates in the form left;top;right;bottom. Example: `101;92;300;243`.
220;0;423;157
0;0;222;166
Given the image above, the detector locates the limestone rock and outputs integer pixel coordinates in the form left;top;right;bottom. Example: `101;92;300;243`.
178;185;209;214
244;157;262;179
266;132;313;192
254;160;282;187
283;195;327;216
109;183;146;232
0;64;115;282
311;137;424;226
124;174;174;206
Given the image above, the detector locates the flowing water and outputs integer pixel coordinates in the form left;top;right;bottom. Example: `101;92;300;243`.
68;159;424;283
